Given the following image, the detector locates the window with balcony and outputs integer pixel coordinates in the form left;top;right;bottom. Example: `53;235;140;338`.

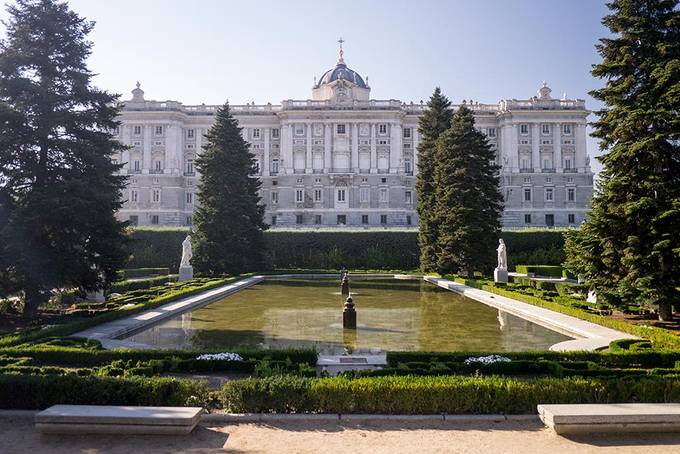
568;188;575;202
564;157;573;169
295;189;304;203
130;190;138;203
404;159;413;175
337;189;346;202
271;159;279;174
133;160;141;172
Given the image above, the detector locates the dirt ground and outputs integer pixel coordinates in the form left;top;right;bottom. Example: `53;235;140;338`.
2;417;680;454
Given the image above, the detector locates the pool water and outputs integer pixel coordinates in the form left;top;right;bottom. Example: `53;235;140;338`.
123;279;572;354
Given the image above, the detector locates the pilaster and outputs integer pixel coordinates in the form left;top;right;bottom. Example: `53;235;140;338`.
306;122;313;174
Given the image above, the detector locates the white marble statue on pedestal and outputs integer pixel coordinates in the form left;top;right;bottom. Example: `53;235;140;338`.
179;235;193;281
494;239;508;283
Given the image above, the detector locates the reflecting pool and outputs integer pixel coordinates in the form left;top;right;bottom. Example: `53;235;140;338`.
123;279;572;354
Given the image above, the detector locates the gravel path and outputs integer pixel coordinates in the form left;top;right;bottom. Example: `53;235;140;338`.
2;417;679;453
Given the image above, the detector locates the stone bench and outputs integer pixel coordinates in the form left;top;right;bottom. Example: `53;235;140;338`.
35;405;203;435
538;403;680;435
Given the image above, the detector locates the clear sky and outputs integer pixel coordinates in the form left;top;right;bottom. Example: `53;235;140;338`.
0;0;611;175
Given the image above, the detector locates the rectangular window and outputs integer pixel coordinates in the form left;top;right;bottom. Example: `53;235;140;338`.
252;128;260;139
545;188;554;202
314;189;322;202
129;215;138;226
271;159;279;174
361;214;369;225
271;191;278;204
563;124;572;135
404;159;412;175
520;124;529;135
133;125;142;135
545;214;555;227
151;215;159;225
296;214;303;224
380;214;388;225
379;188;388;203
488;127;497;138
406;215;412;226
294;126;304;136
337;215;346;225
187;129;194;139
542;124;550;135
337;189;346;202
272;128;280;138
403;127;411;138
378;124;387;135
295;189;304;203
133;160;140;171
152;189;161;203
336;124;346;134
154;160;162;171
271;215;277;225
155;126;163;136
186;192;193;204
130;190;138;203
524;188;531;201
186;216;193;226
360;187;369;203
567;188;575;202
520;158;530;170
186;160;194;175
405;191;412;204
524;214;532;224
568;213;576;224
564;158;572;169
314;215;322;225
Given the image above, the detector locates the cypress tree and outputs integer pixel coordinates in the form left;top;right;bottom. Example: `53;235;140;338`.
0;0;128;318
192;102;268;275
415;87;453;272
564;0;680;321
433;105;503;276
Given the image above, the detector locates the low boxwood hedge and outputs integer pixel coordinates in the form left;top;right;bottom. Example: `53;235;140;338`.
118;268;171;279
221;374;680;414
515;265;563;277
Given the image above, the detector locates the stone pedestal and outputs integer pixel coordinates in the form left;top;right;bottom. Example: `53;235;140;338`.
86;290;105;303
179;266;193;282
494;267;508;283
343;296;356;329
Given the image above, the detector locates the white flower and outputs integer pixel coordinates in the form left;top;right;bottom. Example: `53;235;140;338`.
463;355;511;365
196;352;244;361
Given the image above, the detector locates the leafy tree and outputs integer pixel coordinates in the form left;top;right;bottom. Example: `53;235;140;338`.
0;0;128;318
433;105;503;275
415;87;453;272
192;102;268;275
564;0;680;321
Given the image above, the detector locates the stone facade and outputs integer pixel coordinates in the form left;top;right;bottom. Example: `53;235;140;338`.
114;49;593;228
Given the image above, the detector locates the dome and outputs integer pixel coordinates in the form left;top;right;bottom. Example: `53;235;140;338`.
315;62;367;89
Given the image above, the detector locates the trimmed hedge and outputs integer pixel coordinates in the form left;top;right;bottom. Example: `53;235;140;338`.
0;374;205;409
108;274;179;294
118;268;170;279
221;374;680;414
514;265;563;277
126;228;567;270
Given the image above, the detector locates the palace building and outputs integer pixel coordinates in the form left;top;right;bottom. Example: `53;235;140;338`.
113;45;593;228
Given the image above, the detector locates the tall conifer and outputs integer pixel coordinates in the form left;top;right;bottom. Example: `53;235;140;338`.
564;0;680;321
415;88;453;272
433;105;503;275
192;103;268;275
0;0;128;317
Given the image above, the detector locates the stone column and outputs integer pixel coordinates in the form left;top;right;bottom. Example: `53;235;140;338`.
305;122;312;174
370;123;377;173
121;125;131;173
390;123;402;173
194;127;202;178
142;125;152;173
281;124;292;174
531;123;540;171
412;127;419;176
324;123;332;171
553;122;562;171
351;123;359;172
575;123;587;171
263;127;270;176
165;124;180;174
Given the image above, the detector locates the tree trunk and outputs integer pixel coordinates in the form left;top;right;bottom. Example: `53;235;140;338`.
22;289;47;320
658;301;673;322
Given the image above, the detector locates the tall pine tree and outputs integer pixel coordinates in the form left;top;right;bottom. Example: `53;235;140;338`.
0;0;128;318
192;102;268;275
433;105;503;275
415;88;453;272
564;0;680;321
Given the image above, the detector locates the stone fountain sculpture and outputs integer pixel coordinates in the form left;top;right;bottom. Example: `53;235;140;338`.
494;239;508;283
341;273;350;296
179;235;193;282
343;295;356;329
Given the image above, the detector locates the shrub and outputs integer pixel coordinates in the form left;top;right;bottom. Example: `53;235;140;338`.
107;275;178;294
118;268;171;279
515;265;563;277
221;374;680;414
0;374;205;409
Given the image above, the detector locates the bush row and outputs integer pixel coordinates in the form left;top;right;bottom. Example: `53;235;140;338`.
514;265;563;277
117;268;170;280
125;228;567;271
220;374;680;414
0;374;205;409
107;274;179;294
